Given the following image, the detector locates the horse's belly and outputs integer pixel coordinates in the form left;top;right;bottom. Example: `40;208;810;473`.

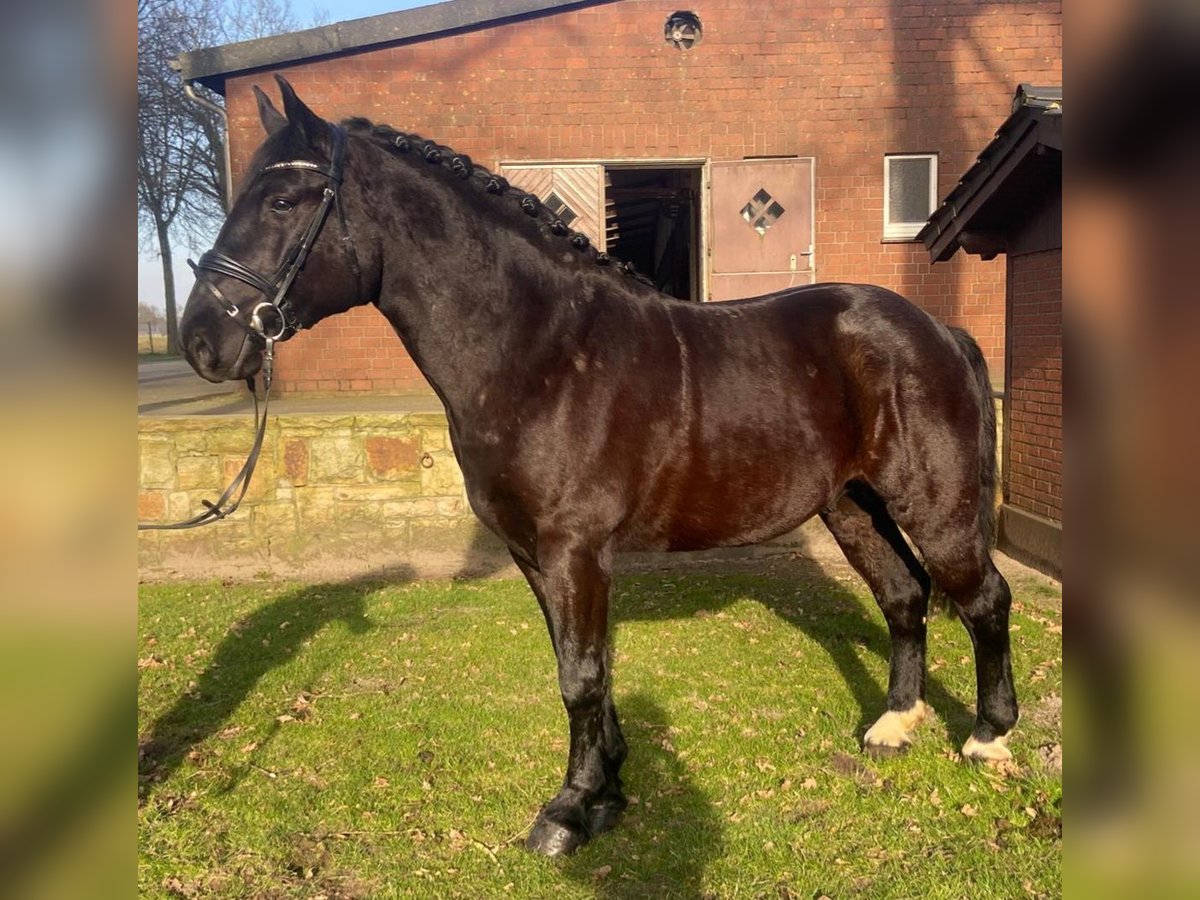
618;460;836;552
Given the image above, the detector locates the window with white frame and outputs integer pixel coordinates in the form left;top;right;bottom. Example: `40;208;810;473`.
883;153;937;241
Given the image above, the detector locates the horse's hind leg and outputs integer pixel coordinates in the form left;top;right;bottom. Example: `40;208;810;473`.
512;538;627;856
928;539;1017;761
821;481;933;755
884;499;1018;762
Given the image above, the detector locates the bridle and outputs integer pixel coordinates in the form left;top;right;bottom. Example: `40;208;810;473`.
188;123;360;345
138;123;360;531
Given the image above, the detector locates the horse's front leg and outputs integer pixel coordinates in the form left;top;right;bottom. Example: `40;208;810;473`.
513;539;628;856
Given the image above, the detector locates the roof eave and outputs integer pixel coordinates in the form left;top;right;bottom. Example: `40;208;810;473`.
920;98;1061;262
175;0;609;93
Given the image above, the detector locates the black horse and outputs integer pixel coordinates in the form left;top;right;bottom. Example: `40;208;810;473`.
180;77;1017;856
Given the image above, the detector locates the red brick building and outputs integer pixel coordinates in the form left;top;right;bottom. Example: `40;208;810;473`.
178;0;1061;393
921;85;1062;575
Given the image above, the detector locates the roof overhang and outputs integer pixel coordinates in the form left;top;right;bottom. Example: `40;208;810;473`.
919;85;1062;263
174;0;612;94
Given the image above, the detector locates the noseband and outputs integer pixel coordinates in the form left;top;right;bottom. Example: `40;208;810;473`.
187;123;360;344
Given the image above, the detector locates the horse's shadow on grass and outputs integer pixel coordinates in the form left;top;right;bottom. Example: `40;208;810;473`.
139;530;510;800
611;553;977;747
140;532;975;896
138;571;386;799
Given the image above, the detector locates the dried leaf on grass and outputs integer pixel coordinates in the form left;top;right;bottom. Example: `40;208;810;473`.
1038;743;1063;773
278;691;317;724
786;799;832;822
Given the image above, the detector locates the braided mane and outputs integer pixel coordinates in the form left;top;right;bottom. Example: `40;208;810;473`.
340;117;654;289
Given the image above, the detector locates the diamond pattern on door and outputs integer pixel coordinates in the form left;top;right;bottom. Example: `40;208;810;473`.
739;188;786;235
543;191;578;227
499;164;606;250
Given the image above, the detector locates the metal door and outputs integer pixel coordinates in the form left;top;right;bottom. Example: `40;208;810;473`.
499;164;607;251
708;159;814;300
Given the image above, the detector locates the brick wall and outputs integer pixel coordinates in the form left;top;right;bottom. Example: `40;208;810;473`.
222;0;1061;392
1006;248;1062;522
274;305;426;394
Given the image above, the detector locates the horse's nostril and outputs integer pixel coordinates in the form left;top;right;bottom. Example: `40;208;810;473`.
189;333;214;366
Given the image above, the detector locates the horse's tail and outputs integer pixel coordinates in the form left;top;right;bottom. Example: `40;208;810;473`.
949;326;999;548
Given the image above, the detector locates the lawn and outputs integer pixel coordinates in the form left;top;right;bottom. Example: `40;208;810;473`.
138;559;1062;898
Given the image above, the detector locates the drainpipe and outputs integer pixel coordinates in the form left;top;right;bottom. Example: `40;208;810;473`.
170;59;233;212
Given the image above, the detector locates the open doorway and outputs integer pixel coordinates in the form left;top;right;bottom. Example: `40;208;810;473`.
604;166;702;301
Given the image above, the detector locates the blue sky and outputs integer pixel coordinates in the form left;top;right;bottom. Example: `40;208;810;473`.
307;0;438;25
138;0;441;311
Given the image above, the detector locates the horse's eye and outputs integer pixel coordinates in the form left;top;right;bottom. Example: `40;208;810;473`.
270;198;295;213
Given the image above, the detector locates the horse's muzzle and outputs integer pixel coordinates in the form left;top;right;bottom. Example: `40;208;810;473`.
180;305;264;383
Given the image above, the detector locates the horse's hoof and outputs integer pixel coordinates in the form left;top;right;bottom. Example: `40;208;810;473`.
586;796;628;836
525;816;589;857
863;700;927;755
961;733;1013;763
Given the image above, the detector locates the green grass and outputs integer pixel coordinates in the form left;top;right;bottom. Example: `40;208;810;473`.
138;561;1061;898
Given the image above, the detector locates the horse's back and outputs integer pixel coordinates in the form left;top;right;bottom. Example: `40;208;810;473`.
605;285;864;549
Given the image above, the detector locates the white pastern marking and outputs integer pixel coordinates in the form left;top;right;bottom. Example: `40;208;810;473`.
961;732;1013;763
863;700;928;748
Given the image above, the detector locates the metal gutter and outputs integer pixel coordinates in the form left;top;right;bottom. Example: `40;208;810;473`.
179;78;233;212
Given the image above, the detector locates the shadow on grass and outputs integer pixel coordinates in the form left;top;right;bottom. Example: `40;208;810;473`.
612;551;977;747
139;527;510;801
138;571;386;800
561;693;724;899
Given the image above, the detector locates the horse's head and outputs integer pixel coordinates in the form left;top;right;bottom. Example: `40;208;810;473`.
180;76;364;382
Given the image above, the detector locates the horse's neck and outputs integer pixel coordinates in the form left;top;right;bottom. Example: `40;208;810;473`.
365;164;569;415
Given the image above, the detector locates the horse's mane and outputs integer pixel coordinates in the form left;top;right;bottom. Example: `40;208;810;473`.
340;116;655;290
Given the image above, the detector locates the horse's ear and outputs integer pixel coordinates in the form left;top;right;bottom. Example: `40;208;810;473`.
253;85;287;135
275;74;327;147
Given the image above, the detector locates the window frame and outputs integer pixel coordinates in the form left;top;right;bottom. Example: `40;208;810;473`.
883;153;938;242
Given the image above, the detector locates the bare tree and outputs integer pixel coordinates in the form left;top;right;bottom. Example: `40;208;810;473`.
137;0;305;354
138;0;218;353
219;0;321;40
138;302;168;328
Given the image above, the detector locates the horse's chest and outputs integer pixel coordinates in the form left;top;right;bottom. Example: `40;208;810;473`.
453;440;540;558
